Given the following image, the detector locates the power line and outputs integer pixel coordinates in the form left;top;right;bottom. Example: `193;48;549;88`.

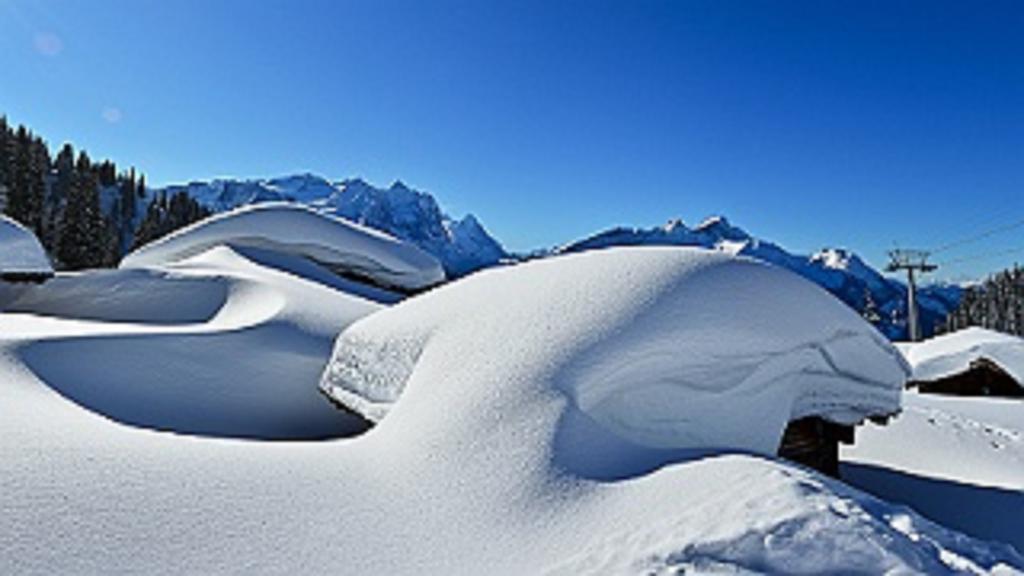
929;216;1024;255
936;244;1024;267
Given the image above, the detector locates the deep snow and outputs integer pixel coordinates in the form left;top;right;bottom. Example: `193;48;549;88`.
0;215;52;275
5;245;378;439
844;390;1024;555
0;215;53;310
122;202;445;292
322;247;907;458
0;245;1020;574
900;327;1024;386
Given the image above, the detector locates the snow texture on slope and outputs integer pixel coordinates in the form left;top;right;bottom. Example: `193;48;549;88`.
149;174;506;277
322;246;907;458
0;215;52;274
844;391;1024;555
900;327;1024;386
1;246;1020;574
557;216;961;341
122;202;444;292
7;245;379;439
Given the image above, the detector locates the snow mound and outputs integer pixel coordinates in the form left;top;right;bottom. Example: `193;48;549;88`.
121;202;445;292
8;245;380;439
0;215;52;276
321;247;907;459
903;327;1024;386
1;247;1020;573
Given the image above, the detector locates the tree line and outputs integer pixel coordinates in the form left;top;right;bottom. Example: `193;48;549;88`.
0;116;209;270
941;265;1024;336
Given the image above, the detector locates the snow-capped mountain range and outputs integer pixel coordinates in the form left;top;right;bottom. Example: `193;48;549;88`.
153;174;506;277
147;173;960;340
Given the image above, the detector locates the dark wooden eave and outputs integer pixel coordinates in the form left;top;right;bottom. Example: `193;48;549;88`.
0;271;53;284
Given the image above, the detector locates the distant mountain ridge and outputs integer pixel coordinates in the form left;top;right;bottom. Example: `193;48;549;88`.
151;174;507;277
150;173;960;340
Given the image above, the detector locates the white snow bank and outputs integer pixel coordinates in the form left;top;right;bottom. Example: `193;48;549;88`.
0;216;53;310
1;246;1020;573
903;327;1024;386
844;391;1024;554
0;215;52;275
322;247;908;459
121;203;445;291
7;245;380;439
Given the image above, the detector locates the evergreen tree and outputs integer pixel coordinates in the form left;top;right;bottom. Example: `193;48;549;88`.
1;115;205;269
0;116;10;212
862;287;881;325
131;190;210;249
5;125;46;235
57;151;107;269
944;264;1024;336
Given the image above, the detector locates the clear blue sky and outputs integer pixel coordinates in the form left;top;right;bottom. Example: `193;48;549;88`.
2;0;1023;281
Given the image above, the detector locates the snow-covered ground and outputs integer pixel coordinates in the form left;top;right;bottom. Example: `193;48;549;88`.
842;328;1024;556
844;391;1024;556
1;242;1021;574
3;245;378;439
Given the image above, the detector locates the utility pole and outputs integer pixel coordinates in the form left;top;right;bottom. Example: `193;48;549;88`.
886;249;937;342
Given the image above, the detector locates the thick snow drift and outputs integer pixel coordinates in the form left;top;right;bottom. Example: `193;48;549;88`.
322;247;907;459
0;215;52;276
844;391;1024;554
121;202;445;292
1;246;1020;573
0;215;53;310
6;245;380;439
901;327;1024;386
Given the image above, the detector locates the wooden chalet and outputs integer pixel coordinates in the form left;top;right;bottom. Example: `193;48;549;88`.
909;357;1024;398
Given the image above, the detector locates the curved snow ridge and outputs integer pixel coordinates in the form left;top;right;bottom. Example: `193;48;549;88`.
9;244;380;439
904;328;1024;386
121;202;445;292
321;246;908;459
0;215;53;275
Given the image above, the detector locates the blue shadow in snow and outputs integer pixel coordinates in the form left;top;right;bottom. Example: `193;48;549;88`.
841;462;1024;555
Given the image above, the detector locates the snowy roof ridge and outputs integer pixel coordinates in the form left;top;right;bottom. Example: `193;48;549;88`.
122;203;445;292
0;215;53;276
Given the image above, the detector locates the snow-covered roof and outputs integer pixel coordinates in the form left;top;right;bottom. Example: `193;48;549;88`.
121;203;445;292
0;215;53;277
321;246;907;456
902;327;1024;386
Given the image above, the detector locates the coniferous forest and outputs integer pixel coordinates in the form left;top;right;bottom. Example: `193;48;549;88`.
0;116;209;270
942;265;1024;336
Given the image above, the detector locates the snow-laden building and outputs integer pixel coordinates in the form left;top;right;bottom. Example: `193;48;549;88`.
902;327;1024;398
320;246;908;477
121;202;445;294
0;215;53;309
